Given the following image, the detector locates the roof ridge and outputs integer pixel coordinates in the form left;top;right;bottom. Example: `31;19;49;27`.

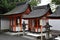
32;4;50;10
16;2;26;6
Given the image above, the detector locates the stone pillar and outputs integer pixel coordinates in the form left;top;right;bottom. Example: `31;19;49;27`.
40;25;43;40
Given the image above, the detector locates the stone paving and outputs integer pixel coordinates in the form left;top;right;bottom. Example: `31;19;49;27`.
0;30;59;40
0;33;32;40
0;32;45;40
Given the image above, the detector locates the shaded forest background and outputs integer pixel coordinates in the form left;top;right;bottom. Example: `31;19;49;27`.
0;0;27;14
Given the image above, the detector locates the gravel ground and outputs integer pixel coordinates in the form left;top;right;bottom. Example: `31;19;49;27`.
0;33;32;40
51;30;60;36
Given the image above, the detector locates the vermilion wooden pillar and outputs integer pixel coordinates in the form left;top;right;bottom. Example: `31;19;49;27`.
30;19;32;31
35;19;39;32
28;20;31;31
28;19;32;31
20;17;22;31
12;17;16;31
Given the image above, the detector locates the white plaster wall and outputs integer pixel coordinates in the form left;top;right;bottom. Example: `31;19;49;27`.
22;19;28;24
16;19;28;31
49;19;60;30
25;25;28;30
40;19;46;26
16;27;20;31
1;19;10;30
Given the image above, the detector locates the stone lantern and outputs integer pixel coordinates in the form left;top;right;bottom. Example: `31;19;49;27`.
44;22;52;39
22;21;26;36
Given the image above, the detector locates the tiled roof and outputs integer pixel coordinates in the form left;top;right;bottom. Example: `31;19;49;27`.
48;6;60;18
23;4;51;18
0;2;28;15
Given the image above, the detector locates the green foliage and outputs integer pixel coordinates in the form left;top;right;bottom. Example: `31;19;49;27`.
29;0;38;7
19;0;26;3
52;0;60;4
0;0;16;14
0;0;27;14
0;0;16;10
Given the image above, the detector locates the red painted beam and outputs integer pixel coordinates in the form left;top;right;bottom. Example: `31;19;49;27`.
24;7;31;14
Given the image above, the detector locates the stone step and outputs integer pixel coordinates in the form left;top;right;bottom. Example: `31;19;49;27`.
4;32;23;35
22;36;36;40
